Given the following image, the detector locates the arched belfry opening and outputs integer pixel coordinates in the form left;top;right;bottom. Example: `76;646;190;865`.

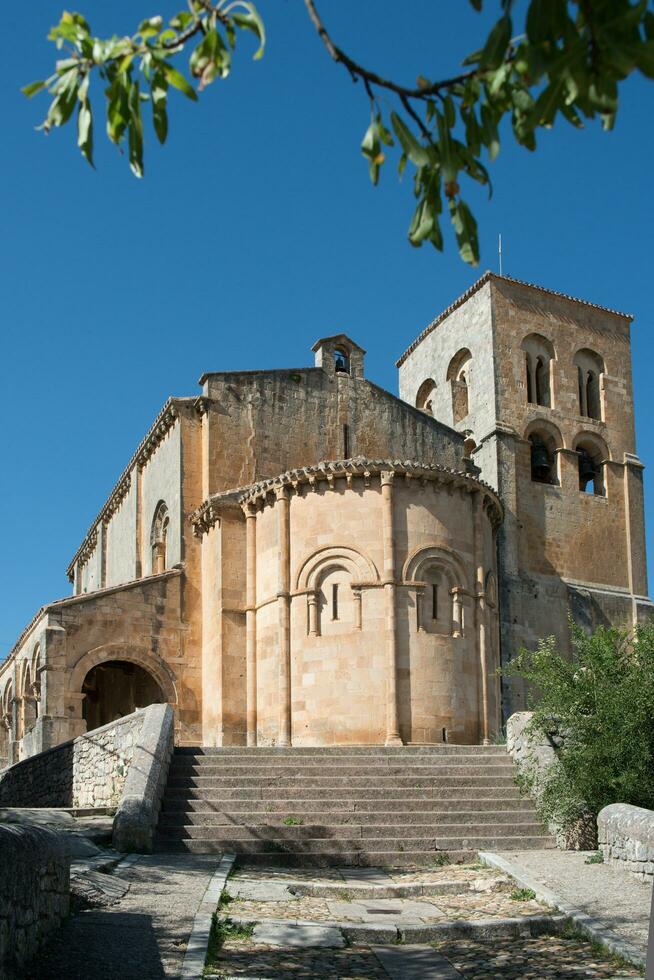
82;661;165;731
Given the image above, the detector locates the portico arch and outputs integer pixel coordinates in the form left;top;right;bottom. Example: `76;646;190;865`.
70;644;177;731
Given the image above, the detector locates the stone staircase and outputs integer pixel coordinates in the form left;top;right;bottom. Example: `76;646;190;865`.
154;745;554;866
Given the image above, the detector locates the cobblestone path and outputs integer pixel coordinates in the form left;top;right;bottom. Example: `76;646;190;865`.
25;853;220;979
205;864;643;978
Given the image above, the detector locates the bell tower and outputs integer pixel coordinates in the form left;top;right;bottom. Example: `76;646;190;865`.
397;273;652;718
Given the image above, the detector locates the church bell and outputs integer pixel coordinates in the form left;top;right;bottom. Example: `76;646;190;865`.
578;450;596;486
531;441;551;481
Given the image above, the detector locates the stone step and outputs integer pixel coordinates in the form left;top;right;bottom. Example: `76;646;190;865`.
154;840;481;864
169;755;513;768
161;795;534;813
158;807;537;827
165;774;518;789
156;820;546;840
153;834;554;857
161;784;524;801
168;761;516;776
174;745;508;756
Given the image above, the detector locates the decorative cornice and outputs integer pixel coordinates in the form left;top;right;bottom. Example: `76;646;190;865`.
66;398;183;581
395;272;632;368
190;457;503;536
136;402;179;469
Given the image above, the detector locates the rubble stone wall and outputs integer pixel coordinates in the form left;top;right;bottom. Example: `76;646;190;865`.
0;824;69;980
0;709;144;808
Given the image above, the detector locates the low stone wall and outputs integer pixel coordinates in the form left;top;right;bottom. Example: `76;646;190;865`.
0;709;145;808
0;824;70;979
598;803;654;880
113;703;175;853
506;711;595;850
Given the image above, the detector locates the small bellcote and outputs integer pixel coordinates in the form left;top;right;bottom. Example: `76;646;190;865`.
312;334;366;379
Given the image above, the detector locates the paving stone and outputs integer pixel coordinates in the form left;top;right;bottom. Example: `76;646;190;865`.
326;896;444;924
374;943;463;978
227;879;295;902
252;921;345;948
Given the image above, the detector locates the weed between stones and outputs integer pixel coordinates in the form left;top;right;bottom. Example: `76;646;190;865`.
585;850;604;864
204;913;255;975
282;816;304;825
509;887;536;901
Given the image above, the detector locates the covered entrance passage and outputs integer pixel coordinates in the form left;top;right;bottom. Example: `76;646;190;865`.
82;660;165;730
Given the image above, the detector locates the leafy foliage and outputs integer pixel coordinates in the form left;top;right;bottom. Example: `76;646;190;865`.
23;3;265;177
504;622;654;830
23;1;654;264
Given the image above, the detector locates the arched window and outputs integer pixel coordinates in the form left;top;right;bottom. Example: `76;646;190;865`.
403;546;470;638
522;333;555;408
526;423;562;486
297;546;379;638
415;378;437;415
574;349;605;420
574;435;608;496
446;349;472;424
333;347;350;374
151;501;169;574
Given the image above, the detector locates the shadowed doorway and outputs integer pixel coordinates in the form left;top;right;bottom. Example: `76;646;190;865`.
82;660;165;731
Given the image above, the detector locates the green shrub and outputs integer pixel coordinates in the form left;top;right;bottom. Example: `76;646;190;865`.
504;622;654;830
510;887;536;901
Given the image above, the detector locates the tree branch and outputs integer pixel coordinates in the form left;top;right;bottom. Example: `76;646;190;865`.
304;0;478;101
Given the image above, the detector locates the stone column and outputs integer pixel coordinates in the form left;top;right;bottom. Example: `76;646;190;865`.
245;502;258;746
452;588;463;638
276;487;292;747
473;491;491;746
381;471;402;746
308;594;319;636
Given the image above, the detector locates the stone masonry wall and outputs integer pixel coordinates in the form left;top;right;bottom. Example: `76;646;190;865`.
598;803;654;881
0;824;69;980
0;709;144;808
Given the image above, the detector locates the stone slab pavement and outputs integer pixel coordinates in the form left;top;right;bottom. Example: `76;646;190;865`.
482;848;652;967
25;852;223;979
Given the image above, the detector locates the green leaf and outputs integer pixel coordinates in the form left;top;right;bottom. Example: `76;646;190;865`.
151;71;168;144
533;76;566;126
106;76;130;144
232;4;266;60
170;11;194;30
526;0;568;44
128;79;144;177
77;98;94;166
162;63;197;100
21;80;47;98
390;112;430;167
408;197;435;247
46;68;79;128
480;103;500;160
468;0;482;10
138;16;163;38
480;15;512;71
449;199;479;266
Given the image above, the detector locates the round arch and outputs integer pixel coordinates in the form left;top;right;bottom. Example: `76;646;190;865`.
296;546;379;591
572;430;610;461
69;644;178;705
403;545;470;591
523;418;565;449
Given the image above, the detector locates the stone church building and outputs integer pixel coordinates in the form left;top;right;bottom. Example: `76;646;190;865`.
2;273;650;765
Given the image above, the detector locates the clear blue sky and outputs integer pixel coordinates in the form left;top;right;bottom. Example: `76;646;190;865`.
1;1;653;657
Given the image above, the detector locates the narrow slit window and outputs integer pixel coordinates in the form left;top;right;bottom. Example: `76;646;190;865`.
343;423;350;458
431;584;438;620
332;583;339;620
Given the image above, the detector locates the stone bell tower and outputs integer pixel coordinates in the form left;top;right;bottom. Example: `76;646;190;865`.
397;272;652;718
